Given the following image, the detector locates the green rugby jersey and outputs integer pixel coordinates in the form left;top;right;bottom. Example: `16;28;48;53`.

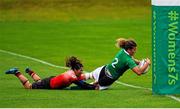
106;49;137;80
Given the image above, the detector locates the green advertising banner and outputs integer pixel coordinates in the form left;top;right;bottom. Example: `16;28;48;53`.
152;0;180;94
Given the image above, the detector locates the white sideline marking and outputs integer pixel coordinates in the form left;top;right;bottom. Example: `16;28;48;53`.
115;81;151;90
0;49;179;102
115;81;180;102
0;49;69;70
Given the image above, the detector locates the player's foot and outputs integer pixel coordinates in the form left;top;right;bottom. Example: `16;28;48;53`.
25;67;33;73
5;68;19;74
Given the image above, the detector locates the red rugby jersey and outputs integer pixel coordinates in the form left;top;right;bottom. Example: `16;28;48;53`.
50;70;85;89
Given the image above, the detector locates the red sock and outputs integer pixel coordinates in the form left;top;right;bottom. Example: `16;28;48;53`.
15;72;21;77
28;71;33;75
30;72;35;77
15;72;29;85
22;80;28;85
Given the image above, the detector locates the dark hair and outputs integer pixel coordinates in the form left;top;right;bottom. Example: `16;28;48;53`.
66;56;83;70
116;38;137;50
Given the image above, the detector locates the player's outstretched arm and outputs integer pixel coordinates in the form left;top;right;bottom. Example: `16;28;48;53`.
73;80;96;90
132;58;151;75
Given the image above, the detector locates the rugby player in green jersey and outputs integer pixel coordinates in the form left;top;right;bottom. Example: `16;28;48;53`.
84;38;151;90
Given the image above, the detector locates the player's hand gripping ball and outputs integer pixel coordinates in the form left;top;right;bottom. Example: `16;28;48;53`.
139;59;150;74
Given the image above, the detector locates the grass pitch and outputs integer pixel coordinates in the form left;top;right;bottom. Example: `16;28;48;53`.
0;0;180;108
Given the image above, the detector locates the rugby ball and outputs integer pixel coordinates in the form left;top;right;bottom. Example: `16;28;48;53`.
139;59;149;74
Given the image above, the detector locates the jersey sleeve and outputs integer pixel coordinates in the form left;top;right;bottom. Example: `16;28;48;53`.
127;58;137;69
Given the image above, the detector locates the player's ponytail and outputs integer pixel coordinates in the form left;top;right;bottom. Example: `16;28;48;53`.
116;38;126;48
116;38;137;50
66;56;83;70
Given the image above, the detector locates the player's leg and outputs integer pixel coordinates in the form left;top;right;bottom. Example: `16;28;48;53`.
83;66;112;90
84;66;104;82
5;68;32;89
25;68;41;82
84;73;94;80
97;66;116;90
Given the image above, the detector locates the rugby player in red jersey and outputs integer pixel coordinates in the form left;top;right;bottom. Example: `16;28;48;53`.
5;56;96;90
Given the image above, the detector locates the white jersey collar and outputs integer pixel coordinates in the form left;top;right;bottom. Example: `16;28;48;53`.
123;49;130;56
